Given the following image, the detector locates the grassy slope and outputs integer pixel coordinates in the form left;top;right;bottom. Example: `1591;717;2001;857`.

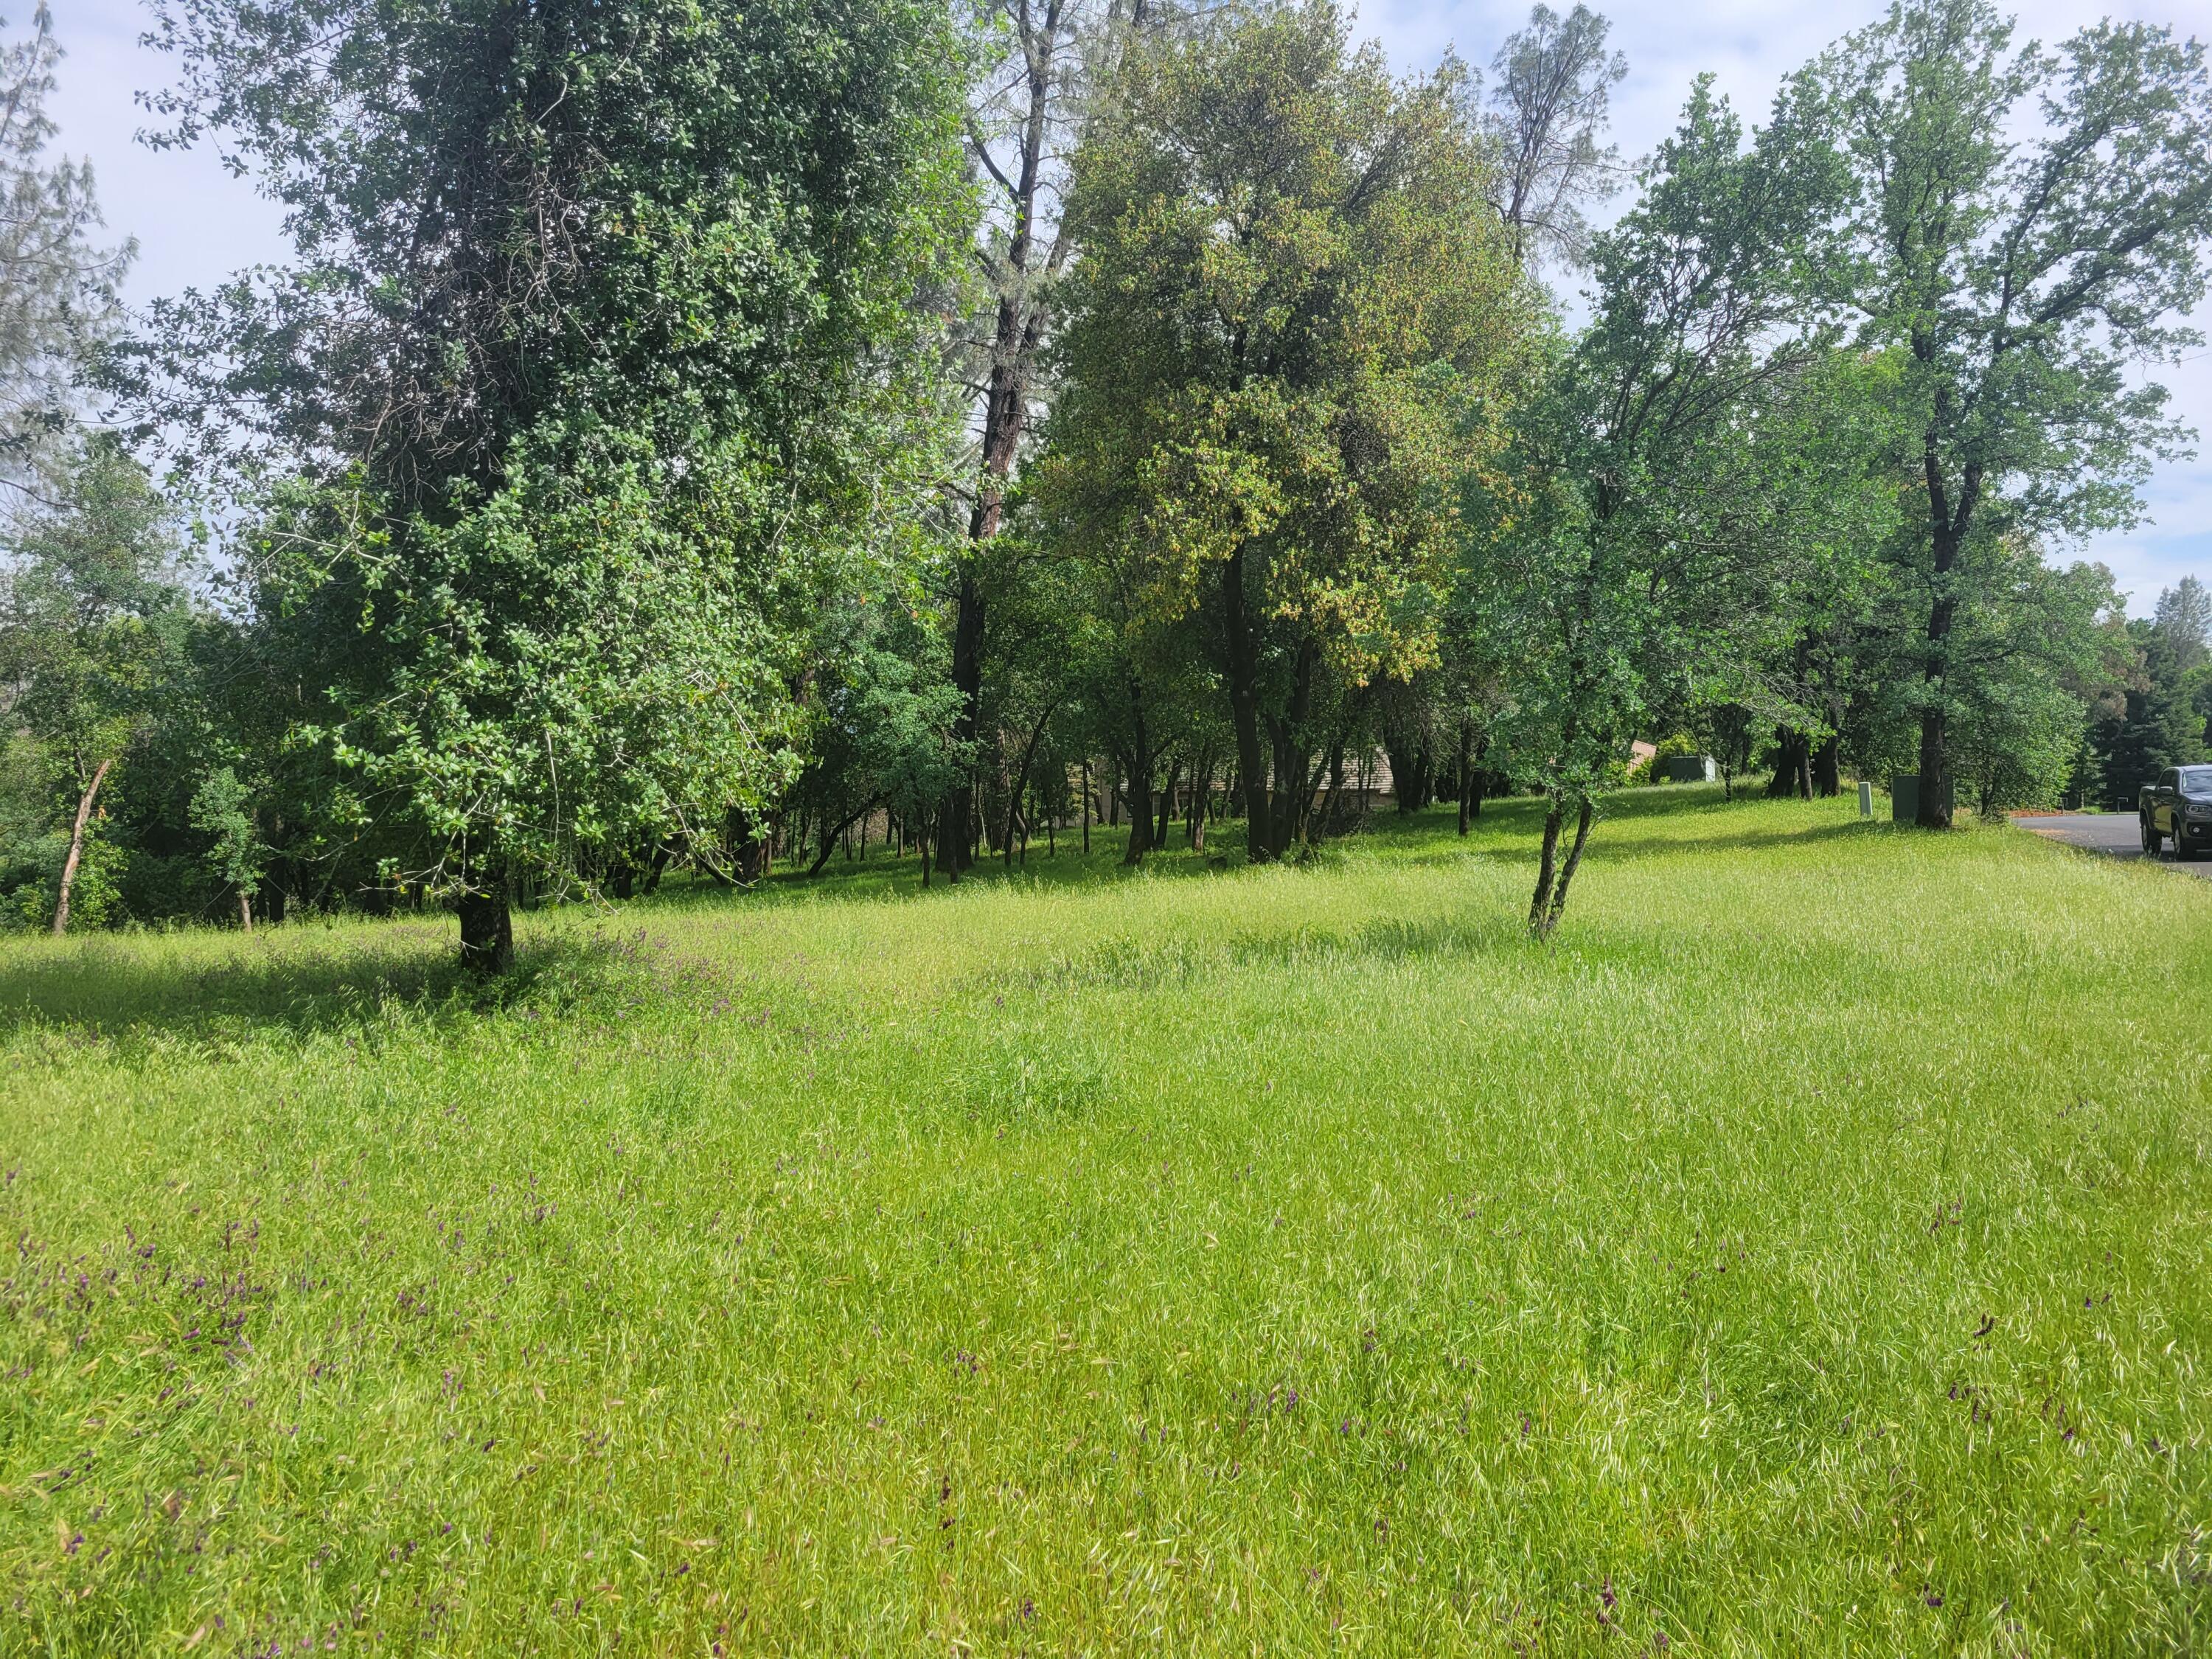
0;788;2206;1656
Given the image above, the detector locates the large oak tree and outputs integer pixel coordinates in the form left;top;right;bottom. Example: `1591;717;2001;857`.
1039;0;1536;863
130;0;971;968
1821;0;2212;827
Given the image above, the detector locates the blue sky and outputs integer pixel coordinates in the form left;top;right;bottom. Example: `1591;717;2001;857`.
41;0;2212;612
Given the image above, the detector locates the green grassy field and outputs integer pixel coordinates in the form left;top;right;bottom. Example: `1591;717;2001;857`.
1;787;2206;1656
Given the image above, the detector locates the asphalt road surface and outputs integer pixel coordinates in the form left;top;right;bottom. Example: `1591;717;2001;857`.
2016;812;2212;879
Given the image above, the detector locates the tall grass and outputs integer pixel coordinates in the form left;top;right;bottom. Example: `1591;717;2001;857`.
1;787;2205;1655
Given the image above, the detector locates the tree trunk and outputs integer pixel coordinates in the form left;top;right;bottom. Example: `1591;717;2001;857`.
1456;720;1475;835
941;578;981;880
985;744;1009;857
1916;706;1950;827
1155;754;1179;849
238;889;254;933
808;804;873;877
50;757;114;938
1186;748;1211;850
1219;546;1273;863
1121;675;1155;866
1812;734;1840;798
1386;729;1418;815
1082;759;1091;855
458;874;514;975
1121;743;1153;865
1466;731;1492;830
1392;738;1432;814
941;18;1063;878
1768;727;1811;799
1121;751;1150;865
1541;799;1596;936
1269;727;1307;854
1004;701;1059;872
1528;801;1564;933
1916;448;1975;827
1315;739;1347;840
1258;637;1320;858
731;809;767;885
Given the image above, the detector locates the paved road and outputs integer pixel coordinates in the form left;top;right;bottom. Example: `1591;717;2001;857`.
2016;812;2212;879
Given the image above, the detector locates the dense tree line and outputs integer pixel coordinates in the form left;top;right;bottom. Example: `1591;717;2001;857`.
4;0;2211;964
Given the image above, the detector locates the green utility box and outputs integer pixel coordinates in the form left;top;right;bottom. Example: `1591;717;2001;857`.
1891;773;1953;823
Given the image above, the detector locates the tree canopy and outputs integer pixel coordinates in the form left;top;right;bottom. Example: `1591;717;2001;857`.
1820;0;2212;825
1040;2;1536;863
127;0;973;965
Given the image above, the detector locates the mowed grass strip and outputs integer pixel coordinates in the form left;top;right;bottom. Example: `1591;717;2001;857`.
0;788;2205;1656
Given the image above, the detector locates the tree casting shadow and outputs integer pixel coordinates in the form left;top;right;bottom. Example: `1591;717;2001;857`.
0;924;645;1049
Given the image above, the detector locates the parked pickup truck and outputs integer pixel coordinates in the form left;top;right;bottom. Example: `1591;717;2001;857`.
2139;765;2212;858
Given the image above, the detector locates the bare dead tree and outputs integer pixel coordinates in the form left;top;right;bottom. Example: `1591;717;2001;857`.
1478;4;1628;273
0;6;131;498
940;0;1207;876
939;0;1083;877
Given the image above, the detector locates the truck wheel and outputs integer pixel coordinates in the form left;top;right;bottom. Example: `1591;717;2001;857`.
2142;819;2162;855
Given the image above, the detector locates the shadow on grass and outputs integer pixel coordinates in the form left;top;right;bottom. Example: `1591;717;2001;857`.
653;787;1851;910
0;790;1895;1046
1340;789;1896;870
0;922;654;1050
1559;818;1891;864
631;817;1260;911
